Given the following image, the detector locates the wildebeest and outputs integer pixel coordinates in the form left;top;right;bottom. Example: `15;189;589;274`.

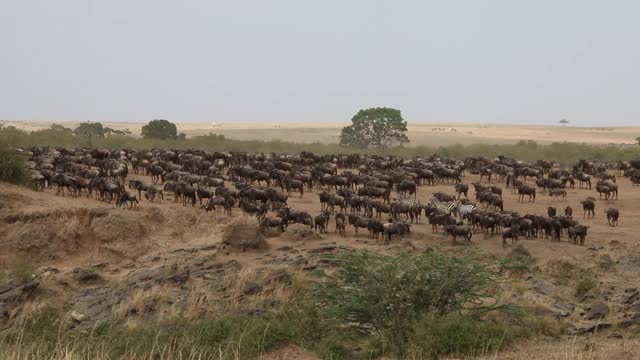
568;225;588;245
580;199;595;218
454;183;469;199
313;211;329;233
443;225;472;244
502;225;520;248
335;213;346;234
605;208;619;227
259;216;285;232
382;221;411;244
517;185;536;202
116;192;138;208
564;206;573;217
347;214;370;234
548;188;567;200
547;207;556;218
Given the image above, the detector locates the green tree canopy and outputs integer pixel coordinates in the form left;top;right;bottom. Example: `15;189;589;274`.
73;122;112;138
339;107;409;148
141;119;178;140
50;124;73;132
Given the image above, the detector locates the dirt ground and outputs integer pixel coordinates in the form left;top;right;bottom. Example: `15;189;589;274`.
3;119;640;146
2;168;640;359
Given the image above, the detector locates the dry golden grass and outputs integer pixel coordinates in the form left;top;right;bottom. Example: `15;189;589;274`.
477;336;640;360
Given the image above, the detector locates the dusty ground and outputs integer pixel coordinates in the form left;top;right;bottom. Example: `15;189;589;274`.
3;119;640;145
2;168;640;359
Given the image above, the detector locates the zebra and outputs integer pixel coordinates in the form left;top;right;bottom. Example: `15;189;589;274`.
396;194;423;223
453;200;476;221
430;197;456;215
396;194;420;207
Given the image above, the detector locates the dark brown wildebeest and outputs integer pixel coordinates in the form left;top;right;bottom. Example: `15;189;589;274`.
314;211;330;233
454;183;469;199
568;225;588;245
396;180;417;198
335;213;346;234
116;192;138;208
428;212;456;233
580;199;595;218
260;217;285;232
348;214;370;234
598;180;618;200
367;218;384;240
574;172;592;189
382;221;411;244
517;185;536;202
605;208;619;227
433;191;456;202
281;177;304;197
502;224;520;248
564;206;573;217
548;188;567;200
443;225;472;244
547;207;556;218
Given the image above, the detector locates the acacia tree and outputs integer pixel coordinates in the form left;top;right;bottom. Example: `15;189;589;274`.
339;107;409;148
141;119;178;140
74;122;112;138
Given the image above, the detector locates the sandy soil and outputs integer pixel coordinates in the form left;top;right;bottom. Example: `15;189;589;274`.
3;120;640;146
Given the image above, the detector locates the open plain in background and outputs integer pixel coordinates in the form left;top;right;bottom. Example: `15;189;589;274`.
3;120;640;146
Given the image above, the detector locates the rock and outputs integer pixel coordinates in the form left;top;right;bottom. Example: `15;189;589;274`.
276;246;292;252
622;289;639;304
76;268;100;282
584;302;609;320
618;254;640;273
167;269;190;284
626;300;640;313
569;321;612;335
308;245;337;254
597;254;615;271
608;332;623;339
70;311;87;322
0;280;39;303
618;312;640;328
242;282;262;296
318;258;339;266
550;303;574;318
532;280;555;296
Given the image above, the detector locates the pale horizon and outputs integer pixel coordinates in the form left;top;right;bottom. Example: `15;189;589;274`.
2;1;639;126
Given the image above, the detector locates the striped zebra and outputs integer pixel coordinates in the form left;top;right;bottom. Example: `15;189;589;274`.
396;194;420;207
453;200;476;220
429;196;456;215
396;194;423;223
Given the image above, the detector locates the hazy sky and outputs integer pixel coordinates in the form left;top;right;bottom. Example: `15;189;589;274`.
1;1;639;125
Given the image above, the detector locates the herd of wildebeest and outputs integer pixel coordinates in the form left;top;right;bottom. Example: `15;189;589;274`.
19;147;640;248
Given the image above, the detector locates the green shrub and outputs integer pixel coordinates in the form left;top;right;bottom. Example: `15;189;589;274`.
0;145;27;185
312;250;509;355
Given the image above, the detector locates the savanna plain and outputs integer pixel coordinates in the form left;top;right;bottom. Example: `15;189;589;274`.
2;121;640;360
